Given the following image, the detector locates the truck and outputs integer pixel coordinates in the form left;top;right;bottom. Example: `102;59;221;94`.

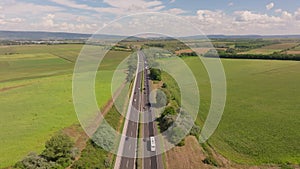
150;136;156;152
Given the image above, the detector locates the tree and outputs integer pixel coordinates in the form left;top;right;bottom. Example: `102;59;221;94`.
168;126;186;144
14;152;57;169
155;90;167;107
149;68;161;81
41;133;74;167
161;106;176;117
190;124;201;138
159;114;177;131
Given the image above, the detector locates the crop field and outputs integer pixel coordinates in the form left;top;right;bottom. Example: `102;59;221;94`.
239;43;299;55
160;57;300;165
287;46;300;54
0;44;130;168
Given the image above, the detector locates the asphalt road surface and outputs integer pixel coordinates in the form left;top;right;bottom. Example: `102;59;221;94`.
139;51;164;169
119;51;143;169
117;50;164;169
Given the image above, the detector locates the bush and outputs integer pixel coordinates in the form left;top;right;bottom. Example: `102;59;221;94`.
162;83;167;88
104;157;111;168
190;125;201;138
92;123;115;151
41;133;74;165
280;164;294;169
158;114;176;131
176;139;185;146
161;106;176;117
14;152;55;169
150;68;161;81
15;133;75;169
202;157;219;167
155;90;167;107
71;140;109;169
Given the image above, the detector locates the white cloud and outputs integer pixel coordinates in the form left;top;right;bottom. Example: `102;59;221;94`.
1;2;63;16
42;14;55;27
294;8;300;20
196;10;226;24
165;8;186;15
169;0;176;3
103;0;162;9
49;0;122;14
50;0;164;15
281;11;293;19
8;18;24;23
275;9;282;13
228;2;234;7
183;9;300;35
266;2;274;10
0;15;24;25
234;10;281;23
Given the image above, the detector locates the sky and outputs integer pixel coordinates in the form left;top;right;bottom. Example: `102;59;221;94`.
0;0;300;35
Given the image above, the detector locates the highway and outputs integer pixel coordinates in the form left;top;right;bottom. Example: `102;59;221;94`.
140;51;164;169
115;50;163;169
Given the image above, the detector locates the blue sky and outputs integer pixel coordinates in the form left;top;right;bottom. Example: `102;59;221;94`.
0;0;300;35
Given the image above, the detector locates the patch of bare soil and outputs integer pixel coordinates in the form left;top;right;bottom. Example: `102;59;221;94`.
165;136;209;169
63;124;89;154
150;80;163;89
63;124;89;169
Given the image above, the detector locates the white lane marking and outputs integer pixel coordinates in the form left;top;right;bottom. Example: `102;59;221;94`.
126;160;129;168
129;144;132;150
149;159;151;166
130;131;133;136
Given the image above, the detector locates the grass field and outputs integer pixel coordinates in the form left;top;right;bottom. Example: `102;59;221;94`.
0;44;130;168
239;43;299;55
161;57;300;165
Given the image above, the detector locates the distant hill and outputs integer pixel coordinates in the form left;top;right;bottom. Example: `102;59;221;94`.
0;30;300;40
0;31;127;40
200;34;300;39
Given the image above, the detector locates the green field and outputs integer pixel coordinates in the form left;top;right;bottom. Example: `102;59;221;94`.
0;44;130;168
239;43;299;55
161;57;300;165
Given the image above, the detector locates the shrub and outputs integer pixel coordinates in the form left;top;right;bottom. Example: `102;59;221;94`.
14;152;55;169
202;157;219;167
190;125;201;138
41;133;74;165
150;68;161;81
176;139;185;146
104;157;111;168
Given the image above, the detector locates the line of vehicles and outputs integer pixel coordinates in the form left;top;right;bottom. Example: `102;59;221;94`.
128;54;156;153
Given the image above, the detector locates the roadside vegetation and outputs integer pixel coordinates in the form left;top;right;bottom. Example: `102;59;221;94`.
147;61;201;147
14;133;76;169
71;106;123;169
